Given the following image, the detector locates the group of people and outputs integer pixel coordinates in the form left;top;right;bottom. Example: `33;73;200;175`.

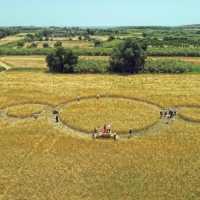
160;107;178;124
93;124;117;139
34;112;59;123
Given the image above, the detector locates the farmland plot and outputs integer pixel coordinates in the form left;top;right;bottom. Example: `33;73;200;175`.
0;71;200;199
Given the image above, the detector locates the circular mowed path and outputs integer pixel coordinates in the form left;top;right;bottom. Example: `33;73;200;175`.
0;97;197;140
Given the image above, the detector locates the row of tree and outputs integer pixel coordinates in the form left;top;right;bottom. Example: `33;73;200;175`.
0;28;20;39
46;38;148;74
145;37;200;48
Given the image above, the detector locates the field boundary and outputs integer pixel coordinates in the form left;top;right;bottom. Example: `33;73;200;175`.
0;61;11;70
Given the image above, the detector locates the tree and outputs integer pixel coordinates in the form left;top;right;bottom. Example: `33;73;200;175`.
94;40;101;47
43;43;49;48
78;36;82;41
46;47;78;73
142;32;148;37
26;33;34;39
110;38;147;73
54;41;62;47
107;35;115;41
17;41;25;47
28;43;37;48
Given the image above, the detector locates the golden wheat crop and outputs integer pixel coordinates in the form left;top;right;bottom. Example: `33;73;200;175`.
23;40;94;49
0;35;24;45
178;107;200;123
0;56;47;68
1;70;200;199
0;55;109;69
1;72;200;109
6;104;43;118
59;98;159;133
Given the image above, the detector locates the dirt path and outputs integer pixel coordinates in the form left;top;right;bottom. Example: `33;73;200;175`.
0;61;11;70
0;98;193;140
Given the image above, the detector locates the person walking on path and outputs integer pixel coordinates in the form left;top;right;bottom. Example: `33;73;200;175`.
160;111;163;119
113;132;117;140
92;132;97;139
34;113;38;119
93;128;97;139
164;109;167;117
166;116;170;124
174;108;177;116
55;114;58;123
129;128;133;137
77;95;80;101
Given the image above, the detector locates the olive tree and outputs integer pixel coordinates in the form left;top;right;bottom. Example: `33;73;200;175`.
46;47;78;73
110;38;147;73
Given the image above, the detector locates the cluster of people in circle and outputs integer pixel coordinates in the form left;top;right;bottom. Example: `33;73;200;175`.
92;124;117;139
160;107;178;124
33;94;177;139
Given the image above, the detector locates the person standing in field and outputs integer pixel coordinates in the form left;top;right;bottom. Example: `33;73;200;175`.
34;113;38;119
55;114;58;122
77;95;80;101
174;108;177;116
103;124;107;133
169;107;172;115
164;109;167;117
97;126;100;134
160;111;163;119
166;116;170;124
92;128;97;138
92;132;97;139
113;132;117;140
170;110;174;118
107;124;111;133
106;93;108;98
129;128;133;137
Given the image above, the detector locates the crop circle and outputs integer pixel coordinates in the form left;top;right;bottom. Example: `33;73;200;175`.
6;104;43;118
59;98;159;134
178;107;200;123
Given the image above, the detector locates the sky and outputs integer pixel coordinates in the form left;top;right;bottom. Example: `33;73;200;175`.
0;0;200;27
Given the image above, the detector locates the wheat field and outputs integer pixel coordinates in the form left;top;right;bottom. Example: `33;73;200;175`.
59;98;159;133
0;36;25;46
149;56;200;65
0;70;200;199
23;40;94;49
0;56;47;68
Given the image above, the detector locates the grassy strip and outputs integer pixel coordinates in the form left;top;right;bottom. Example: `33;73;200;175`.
0;47;112;56
8;67;48;72
147;46;200;56
143;59;192;73
0;39;25;48
74;58;109;73
188;65;200;74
